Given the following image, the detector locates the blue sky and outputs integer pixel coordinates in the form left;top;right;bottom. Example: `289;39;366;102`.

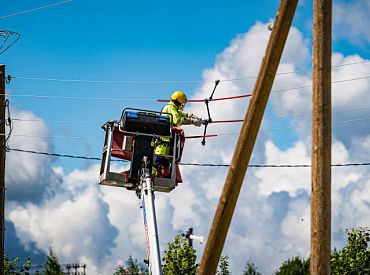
1;0;288;171
2;0;370;274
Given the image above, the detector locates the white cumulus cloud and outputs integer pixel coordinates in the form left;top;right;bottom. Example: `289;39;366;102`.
334;0;370;47
6;19;370;275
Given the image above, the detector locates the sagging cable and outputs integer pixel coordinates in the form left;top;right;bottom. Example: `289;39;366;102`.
156;92;252;103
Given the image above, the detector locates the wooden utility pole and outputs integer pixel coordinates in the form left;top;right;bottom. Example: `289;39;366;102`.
0;64;6;275
197;1;298;274
311;1;332;274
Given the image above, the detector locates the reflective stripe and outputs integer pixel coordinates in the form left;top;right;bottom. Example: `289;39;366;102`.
155;101;188;156
155;143;170;155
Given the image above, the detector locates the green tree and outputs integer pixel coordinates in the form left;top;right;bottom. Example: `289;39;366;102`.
162;234;198;275
217;255;231;275
4;253;30;275
114;255;148;275
43;249;63;275
331;227;370;275
113;265;130;275
275;256;309;275
243;260;261;275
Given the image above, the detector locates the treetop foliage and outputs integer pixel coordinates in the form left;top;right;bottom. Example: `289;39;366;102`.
43;248;63;275
331;227;370;275
217;255;231;275
4;253;30;275
162;234;198;275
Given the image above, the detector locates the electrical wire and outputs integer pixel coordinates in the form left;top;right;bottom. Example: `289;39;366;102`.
5;115;370;141
10;76;207;84
0;31;21;55
0;0;74;19
5;75;370;102
187;116;370;138
2;134;101;140
8;148;370;168
157;93;252;103
9;148;105;161
180;163;370;167
9;104;370;125
11;118;102;125
9;60;370;84
222;60;370;82
210;116;370;137
265;116;370;132
2;94;155;102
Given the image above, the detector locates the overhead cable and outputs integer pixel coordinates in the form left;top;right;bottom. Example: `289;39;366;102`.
10;76;207;84
4;115;370;141
157;93;251;103
187;115;370;138
222;60;370;82
9;148;105;161
180;162;370;167
0;31;21;55
5;75;370;102
2;133;101;140
11;118;102;125
9;60;370;84
0;0;74;19
8;148;370;168
10;104;370;125
1;94;155;102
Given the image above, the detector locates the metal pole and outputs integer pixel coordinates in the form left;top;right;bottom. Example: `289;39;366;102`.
144;177;162;275
141;159;162;275
311;0;332;274
197;1;298;274
0;64;5;275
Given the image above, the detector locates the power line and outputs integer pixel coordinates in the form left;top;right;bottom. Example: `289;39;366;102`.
5;134;101;140
9;148;125;162
9;104;370;125
5;115;370;141
0;31;21;55
0;0;74;19
180;162;370;167
267;116;370;132
9;60;370;84
216;115;370;136
5;75;370;102
10;76;207;84
11;118;102;125
8;148;370;168
2;94;155;102
222;60;370;82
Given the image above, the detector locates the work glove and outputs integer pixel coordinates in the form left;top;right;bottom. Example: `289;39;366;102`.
200;118;208;125
191;118;202;127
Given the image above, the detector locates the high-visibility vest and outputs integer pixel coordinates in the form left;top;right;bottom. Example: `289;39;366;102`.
154;101;188;156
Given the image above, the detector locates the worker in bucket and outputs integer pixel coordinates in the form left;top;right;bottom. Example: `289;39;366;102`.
153;90;205;178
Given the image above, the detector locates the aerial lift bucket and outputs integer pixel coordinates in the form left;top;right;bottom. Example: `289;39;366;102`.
99;108;187;274
99;108;183;192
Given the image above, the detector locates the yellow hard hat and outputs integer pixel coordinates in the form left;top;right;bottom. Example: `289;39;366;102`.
171;91;187;104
